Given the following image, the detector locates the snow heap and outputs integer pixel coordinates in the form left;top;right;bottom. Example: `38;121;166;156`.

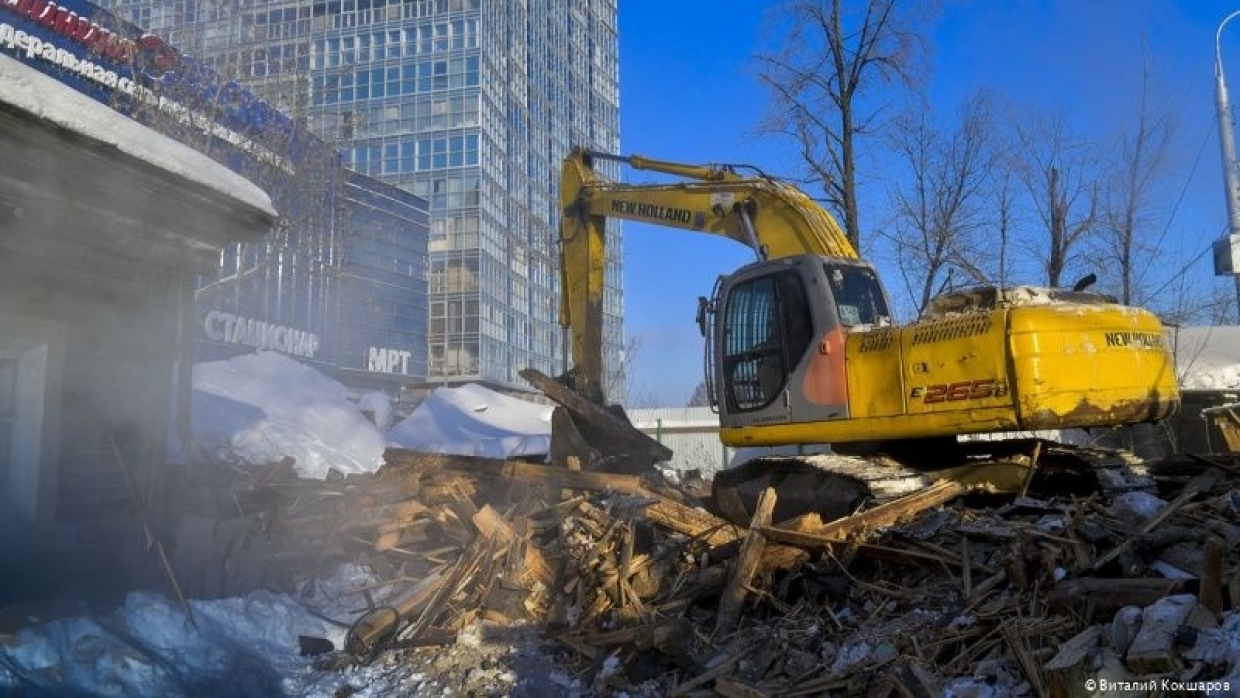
188;351;387;479
387;383;553;460
184;352;554;479
1174;327;1240;390
0;565;381;697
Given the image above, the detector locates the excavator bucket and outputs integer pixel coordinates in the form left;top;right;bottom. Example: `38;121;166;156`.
520;368;672;476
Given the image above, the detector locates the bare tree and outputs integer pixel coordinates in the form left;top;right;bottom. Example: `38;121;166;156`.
757;0;927;250
1010;111;1100;288
884;92;996;314
1099;60;1175;307
989;164;1019;289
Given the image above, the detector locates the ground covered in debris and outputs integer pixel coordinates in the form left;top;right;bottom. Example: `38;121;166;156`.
5;354;1240;696
6;445;1240;697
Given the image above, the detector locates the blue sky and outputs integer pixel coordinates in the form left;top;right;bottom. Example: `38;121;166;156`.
616;0;1240;406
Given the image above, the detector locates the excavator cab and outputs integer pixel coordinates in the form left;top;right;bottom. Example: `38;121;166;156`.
704;255;891;429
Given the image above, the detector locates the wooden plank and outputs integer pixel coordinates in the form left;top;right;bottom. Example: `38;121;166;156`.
642;496;745;548
373;518;430;552
759;481;966;548
400;450;654;495
1047;577;1187;611
472;504;555;588
671;649;744;697
406;535;495;642
341;499;429;532
1044;626;1102;698
1199;536;1226;615
717;487;777;633
714;676;772;698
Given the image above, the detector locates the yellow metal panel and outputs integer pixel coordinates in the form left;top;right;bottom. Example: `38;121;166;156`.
900;310;1014;416
1008;305;1179;429
843;327;904;418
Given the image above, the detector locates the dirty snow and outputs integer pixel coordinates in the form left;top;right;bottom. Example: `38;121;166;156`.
0;564;363;696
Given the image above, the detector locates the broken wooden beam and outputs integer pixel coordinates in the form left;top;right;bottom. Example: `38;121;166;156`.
471;504;555;588
717;487;777;633
758;480;967;548
1046;577;1187;610
642;496;745;548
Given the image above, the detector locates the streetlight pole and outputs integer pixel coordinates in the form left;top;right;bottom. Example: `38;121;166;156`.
1213;10;1240;322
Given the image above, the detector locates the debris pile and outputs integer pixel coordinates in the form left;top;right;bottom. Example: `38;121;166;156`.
163;427;1240;696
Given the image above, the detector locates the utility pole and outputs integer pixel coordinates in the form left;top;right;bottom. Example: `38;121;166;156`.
1213;10;1240;322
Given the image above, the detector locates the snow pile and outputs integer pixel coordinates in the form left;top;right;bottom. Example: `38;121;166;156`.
0;567;406;696
0;565;374;697
356;390;394;431
387;384;553;459
1174;327;1240;390
0;563;571;697
185;352;553;478
189;352;386;479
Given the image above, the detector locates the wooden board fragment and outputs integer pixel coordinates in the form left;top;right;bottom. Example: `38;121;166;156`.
472;504;554;587
759;480;966;548
1199;536;1226;615
716;487;777;633
642;496;745;548
1044;625;1101;698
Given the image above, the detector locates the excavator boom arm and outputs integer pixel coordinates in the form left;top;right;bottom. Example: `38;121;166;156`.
557;147;855;402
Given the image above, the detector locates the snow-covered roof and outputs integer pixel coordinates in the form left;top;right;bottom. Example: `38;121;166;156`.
0;54;276;219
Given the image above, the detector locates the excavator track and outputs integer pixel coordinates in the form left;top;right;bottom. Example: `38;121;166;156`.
710;438;1154;526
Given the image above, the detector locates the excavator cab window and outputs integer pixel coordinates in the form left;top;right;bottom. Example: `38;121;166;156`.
826;264;890;328
720;270;814;412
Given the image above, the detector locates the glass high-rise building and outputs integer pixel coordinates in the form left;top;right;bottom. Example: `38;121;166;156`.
106;0;625;399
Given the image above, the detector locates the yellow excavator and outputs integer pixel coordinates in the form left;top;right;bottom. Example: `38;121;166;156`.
555;147;1180;519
